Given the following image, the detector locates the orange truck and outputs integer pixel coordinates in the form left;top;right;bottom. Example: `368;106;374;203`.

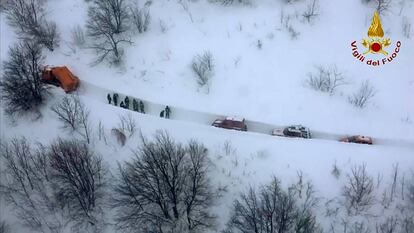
41;66;80;93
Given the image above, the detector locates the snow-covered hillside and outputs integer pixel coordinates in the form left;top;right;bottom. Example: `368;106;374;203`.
1;0;413;232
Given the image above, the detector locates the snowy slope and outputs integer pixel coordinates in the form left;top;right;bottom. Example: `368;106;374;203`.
1;0;414;232
33;0;414;139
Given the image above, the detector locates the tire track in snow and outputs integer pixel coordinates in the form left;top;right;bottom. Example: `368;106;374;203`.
77;81;414;149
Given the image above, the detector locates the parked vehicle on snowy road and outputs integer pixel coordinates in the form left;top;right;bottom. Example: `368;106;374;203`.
212;116;247;131
340;135;373;145
272;125;311;139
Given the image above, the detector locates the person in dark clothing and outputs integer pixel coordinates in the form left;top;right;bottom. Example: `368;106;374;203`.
133;99;139;111
107;94;112;104
160;110;165;118
124;96;130;109
139;101;145;114
165;106;171;119
113;93;119;106
120;101;125;108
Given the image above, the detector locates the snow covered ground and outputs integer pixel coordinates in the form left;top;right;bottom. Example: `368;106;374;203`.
1;0;414;232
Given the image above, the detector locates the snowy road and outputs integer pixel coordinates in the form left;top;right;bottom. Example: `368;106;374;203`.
78;81;414;149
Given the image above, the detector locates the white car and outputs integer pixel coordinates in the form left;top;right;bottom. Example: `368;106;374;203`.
272;125;311;139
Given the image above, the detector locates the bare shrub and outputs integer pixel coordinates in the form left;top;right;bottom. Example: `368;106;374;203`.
4;0;60;51
348;80;376;108
349;221;371;233
0;137;63;233
0;41;48;118
332;161;341;179
376;0;393;15
192;51;214;91
407;173;414;208
213;0;252;5
401;217;414;233
71;25;86;48
52;95;92;143
113;131;217;232
402;16;411;38
111;128;127;146
306;65;346;95
343;164;375;214
225;176;321;233
303;0;320;23
48;139;107;229
130;6;150;33
280;11;300;40
117;113;137;138
86;0;131;65
375;217;398;233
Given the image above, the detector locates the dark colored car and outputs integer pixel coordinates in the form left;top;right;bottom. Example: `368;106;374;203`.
340;135;373;145
272;125;311;139
212;116;247;131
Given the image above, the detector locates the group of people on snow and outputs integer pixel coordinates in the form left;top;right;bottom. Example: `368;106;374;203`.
107;93;172;119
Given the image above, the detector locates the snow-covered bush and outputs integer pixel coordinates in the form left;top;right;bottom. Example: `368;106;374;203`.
51;95;92;143
348;80;376;108
113;131;217;232
224;176;321;233
343;164;375;215
86;0;131;65
49;139;107;230
306;65;346;95
4;0;60;51
0;42;48;118
192;51;214;91
130;6;151;34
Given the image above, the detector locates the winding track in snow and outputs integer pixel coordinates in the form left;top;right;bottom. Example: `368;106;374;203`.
77;81;414;149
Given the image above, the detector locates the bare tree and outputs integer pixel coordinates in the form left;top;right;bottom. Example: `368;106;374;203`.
112;131;217;232
192;51;214;91
0;137;64;233
4;0;60;51
306;65;347;95
48;139;107;230
51;95;91;143
0;220;10;233
86;0;131;65
0;41;48;118
225;176;321;233
343;164;375;214
348;80;376;108
130;5;150;33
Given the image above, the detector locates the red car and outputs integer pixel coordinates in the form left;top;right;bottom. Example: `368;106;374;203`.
212;116;247;131
340;135;373;145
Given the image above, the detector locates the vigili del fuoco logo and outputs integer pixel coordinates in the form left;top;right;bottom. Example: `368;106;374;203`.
351;11;401;66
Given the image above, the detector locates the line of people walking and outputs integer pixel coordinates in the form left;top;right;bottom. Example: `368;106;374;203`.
106;93;172;119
